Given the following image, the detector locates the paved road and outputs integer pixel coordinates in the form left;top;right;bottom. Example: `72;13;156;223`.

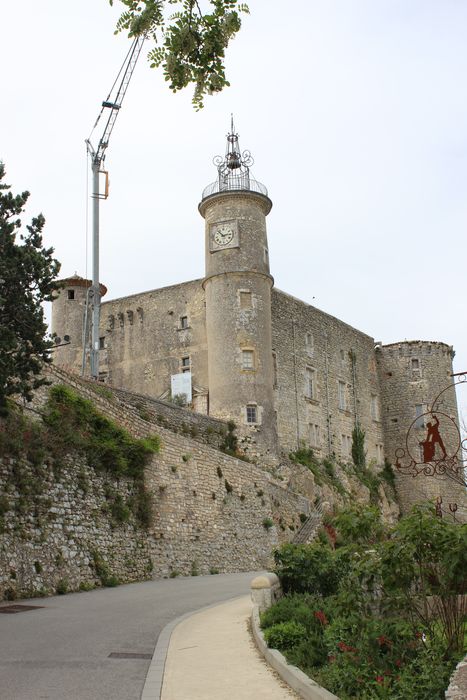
0;572;259;700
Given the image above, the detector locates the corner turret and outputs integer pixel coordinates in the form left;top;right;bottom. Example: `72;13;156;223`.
51;275;107;373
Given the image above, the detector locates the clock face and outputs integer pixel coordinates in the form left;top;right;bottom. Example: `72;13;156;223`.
213;225;234;246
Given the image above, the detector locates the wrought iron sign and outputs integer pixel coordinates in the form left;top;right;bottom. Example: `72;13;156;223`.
395;372;466;489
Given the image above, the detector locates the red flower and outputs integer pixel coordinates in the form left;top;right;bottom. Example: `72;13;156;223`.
314;610;328;625
377;635;392;647
395;659;402;668
376;676;384;684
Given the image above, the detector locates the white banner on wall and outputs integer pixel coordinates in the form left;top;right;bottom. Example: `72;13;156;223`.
171;372;192;403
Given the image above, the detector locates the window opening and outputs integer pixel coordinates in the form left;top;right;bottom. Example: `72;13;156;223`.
67;290;75;300
246;405;257;423
242;350;254;370
305;333;314;355
414;404;424;429
309;423;320;447
371;394;379;420
305;368;315;399
338;381;346;410
239;291;252;309
180;316;188;329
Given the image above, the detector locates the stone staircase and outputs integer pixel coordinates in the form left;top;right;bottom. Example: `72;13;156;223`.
292;499;325;544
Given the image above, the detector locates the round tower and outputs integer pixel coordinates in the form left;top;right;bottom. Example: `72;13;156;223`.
51;275;107;372
199;123;278;457
377;340;466;519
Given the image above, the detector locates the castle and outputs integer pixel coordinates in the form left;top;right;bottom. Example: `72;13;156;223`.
51;125;465;516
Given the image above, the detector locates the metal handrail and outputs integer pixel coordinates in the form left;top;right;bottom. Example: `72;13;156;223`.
201;177;268;200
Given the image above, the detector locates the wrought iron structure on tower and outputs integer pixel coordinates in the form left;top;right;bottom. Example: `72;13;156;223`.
202;118;268;199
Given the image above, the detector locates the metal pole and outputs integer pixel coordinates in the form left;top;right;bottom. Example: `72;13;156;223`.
90;159;100;379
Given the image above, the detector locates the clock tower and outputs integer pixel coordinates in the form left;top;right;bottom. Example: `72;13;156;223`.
199;122;278;458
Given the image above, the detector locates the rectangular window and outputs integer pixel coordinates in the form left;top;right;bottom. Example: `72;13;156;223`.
309;423;320;447
415;404;424;429
272;351;278;388
239;291;252;309
338;381;346;410
246;405;257;423
341;434;351;457
67;290;75;300
371;394;379;421
411;357;421;378
305;368;315;399
99;337;105;349
242;350;254;370
180;316;188;329
376;444;384;464
181;356;190;373
305;333;314;356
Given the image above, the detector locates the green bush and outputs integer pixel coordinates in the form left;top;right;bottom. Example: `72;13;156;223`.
351;424;366;470
56;579;68;595
43;385;160;479
274;542;349;596
263;620;308;651
264;506;465;699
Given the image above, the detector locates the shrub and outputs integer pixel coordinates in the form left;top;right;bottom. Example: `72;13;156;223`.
79;581;95;591
274;542;348;596
110;494;131;524
381;458;396;489
56;579;68;595
262;517;274;530
351;424;366;470
3;587;17;601
220;421;238;455
263;620;308;651
43;385;160;480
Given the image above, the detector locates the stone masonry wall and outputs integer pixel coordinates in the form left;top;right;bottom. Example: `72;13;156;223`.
0;366;311;598
100;279;209;405
271;289;385;467
0;454;154;600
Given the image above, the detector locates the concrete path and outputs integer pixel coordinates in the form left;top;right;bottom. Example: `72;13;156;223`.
0;573;258;700
157;596;298;700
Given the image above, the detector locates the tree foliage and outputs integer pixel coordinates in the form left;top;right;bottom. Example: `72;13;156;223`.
0;164;60;414
109;0;249;108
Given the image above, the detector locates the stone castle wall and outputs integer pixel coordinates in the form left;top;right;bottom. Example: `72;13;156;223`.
0;367;311;599
271;289;385;466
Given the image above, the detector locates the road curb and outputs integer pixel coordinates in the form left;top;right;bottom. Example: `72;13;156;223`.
251;605;339;700
140;595;245;700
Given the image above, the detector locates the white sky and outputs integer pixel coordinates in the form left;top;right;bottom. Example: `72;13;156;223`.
1;0;466;417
